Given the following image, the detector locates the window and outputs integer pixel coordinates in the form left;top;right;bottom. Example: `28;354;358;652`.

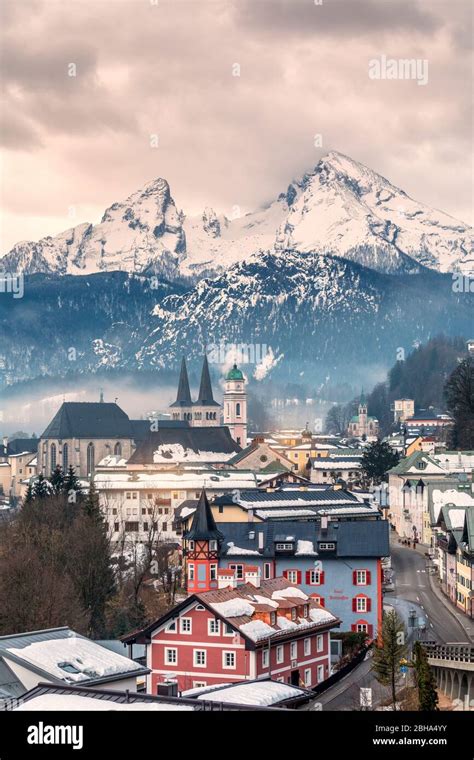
276;645;284;664
304;668;312;687
87;442;95;476
180;617;192;634
193;681;207;688
165;648;177;665
356;597;367;612
222;651;236;669
357;623;368;633
193;650;207;667
270;612;277;626
316;635;324;653
62;443;68;471
356;570;367;585
162;522;167;532
224;623;234;637
114;522;119;532
276;542;293;551
114;442;122;456
125;522;139;532
210;564;217;580
208;619;220;636
264;563;272;580
229;563;244;579
165;620;177;632
143;522;149;531
188;540;195;551
304;638;311;656
236;402;241;417
291;608;297;621
290;642;297;660
303;604;309;617
209;540;218;551
317;664;324;682
319;542;335;550
308;570;323;585
50;443;57;471
188;564;195;581
262;649;269;668
286;570;299;584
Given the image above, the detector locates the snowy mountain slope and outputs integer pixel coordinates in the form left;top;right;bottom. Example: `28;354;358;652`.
2;152;471;278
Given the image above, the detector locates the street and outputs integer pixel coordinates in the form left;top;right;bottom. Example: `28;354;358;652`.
304;541;470;710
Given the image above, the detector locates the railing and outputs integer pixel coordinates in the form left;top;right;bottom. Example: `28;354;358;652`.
422;643;474;663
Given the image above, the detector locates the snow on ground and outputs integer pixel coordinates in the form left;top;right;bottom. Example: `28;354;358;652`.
6;637;141;683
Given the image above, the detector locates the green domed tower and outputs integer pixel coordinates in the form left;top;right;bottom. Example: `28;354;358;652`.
223;363;247;447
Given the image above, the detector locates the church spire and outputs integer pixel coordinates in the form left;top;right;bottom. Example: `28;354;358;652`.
185;489;223;542
196;354;215;405
171;357;192;407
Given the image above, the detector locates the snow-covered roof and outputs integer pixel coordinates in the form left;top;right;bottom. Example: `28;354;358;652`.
14;693;193;711
184;680;312;706
1;629;147;685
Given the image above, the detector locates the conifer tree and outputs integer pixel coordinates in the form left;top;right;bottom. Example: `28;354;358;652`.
32;472;50;500
63;465;83;502
372;610;407;709
83;480;101;521
50;465;64;494
413;641;439;711
24;483;34;504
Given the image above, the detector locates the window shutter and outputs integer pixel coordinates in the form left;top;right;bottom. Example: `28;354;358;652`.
283;570;289;579
353;570;358;585
366;571;371;585
368;624;374;639
366;597;372;612
305;570;311;584
296;570;302;584
320;571;325;584
351;624;357;632
319;597;325;608
352;598;357;612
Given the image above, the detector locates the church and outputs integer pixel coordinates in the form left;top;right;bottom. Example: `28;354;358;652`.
170;356;247;446
347;392;379;439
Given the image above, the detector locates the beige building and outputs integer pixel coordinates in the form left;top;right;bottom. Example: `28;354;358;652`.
392;398;415;423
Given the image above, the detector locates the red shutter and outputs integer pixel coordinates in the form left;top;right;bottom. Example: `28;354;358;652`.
319;597;325;608
351;624;357;632
368;624;374;640
305;570;311;584
320;571;325;585
352;597;357;612
283;570;289;579
353;570;358;585
296;570;302;585
366;571;371;585
366;597;372;612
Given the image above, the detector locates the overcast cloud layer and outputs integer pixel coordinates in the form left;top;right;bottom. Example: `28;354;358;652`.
0;0;472;251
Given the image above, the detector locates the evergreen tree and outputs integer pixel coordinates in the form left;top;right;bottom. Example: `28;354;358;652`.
372;610;407;709
444;357;474;449
361;440;399;485
63;465;83;502
32;473;50;500
413;642;439;711
50;465;65;494
83;481;101;521
24;483;34;504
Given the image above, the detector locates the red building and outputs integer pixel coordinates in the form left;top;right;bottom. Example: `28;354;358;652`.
123;491;340;694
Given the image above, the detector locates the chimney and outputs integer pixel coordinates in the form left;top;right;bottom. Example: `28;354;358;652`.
2;436;8;451
258;531;264;550
248;508;254;523
321;515;328;533
218;569;237;589
244;566;261;588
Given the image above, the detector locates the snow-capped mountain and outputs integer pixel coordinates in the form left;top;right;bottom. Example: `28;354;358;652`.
2;152;472;278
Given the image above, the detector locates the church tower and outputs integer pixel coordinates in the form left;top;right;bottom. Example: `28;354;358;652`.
185;490;223;594
192;355;221;427
169;357;193;422
358;390;368;436
223;363;247;447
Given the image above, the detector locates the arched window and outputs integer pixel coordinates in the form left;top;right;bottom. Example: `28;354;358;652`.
50;443;57;472
87;443;95;476
62;443;68;471
114;442;122;456
236;403;241;417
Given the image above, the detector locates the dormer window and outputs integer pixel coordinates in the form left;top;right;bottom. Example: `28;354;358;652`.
319;542;335;551
276;542;294;551
303;604;309;617
209;540;218;551
270;612;277;625
291;608;297;621
188;540;195;551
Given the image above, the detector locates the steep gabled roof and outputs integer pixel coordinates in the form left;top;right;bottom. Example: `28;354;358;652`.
170;357;193;408
128;425;241;465
40;402;133;439
184;489;224;542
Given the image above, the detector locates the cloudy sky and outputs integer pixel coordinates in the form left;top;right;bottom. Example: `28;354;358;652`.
1;0;472;251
